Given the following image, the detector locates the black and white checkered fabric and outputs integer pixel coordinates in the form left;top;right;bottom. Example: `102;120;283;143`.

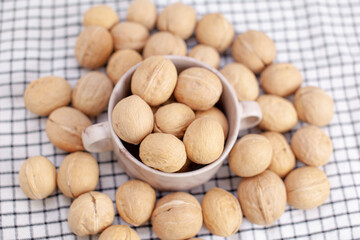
1;0;360;239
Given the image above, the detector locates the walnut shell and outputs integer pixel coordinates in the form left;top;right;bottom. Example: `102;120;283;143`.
116;179;156;226
154;103;195;138
19;156;56;200
112;95;153;145
143;31;187;59
83;5;119;29
131;56;178;106
285;166;330;209
75;26;113;69
229;134;272;177
106;49;143;85
294;86;334;126
237;170;287;225
99;225;140;240
196;13;235;53
174;67;222;111
260;63;302;97
111;22;149;51
183;117;224;165
126;0;157;30
139;133;187;172
291;125;333;166
262;132;295;178
220;63;259;101
188;44;220;69
46;107;92;152
152;192;203;240
24;76;71;116
195;107;228;139
57;152;99;198
68;191;115;236
232;30;276;73
72;71;113;117
202;188;242;236
157;2;197;39
257;95;298;132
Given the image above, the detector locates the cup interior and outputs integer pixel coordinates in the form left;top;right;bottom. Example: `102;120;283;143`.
108;55;240;177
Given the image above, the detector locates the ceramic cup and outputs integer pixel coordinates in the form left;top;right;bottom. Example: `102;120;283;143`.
82;56;262;191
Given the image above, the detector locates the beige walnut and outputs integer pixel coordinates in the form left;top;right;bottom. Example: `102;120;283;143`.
106;49;143;85
152;192;203;240
232;30;276;73
83;5;118;29
111;22;149;51
220;63;259;101
196;13;235;53
126;0;157;30
237;170;287;225
46;107;92;152
202;188;242;236
72;71;113;117
75;26;113;69
195;107;229;139
188;44;220;69
19;156;56;200
116;179;156;226
24;76;71;116
99;225;140;240
143;31;187;59
285;166;330;209
157;2;197;39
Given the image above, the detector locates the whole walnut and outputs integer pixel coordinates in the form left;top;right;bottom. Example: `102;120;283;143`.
196;13;235;53
143;31;187;59
83;5;118;29
152;192;203;240
72;71;113;117
154;103;195;138
157;2;197;39
195;107;229;138
111;22;149;51
139;133;187;172
188;44;220;69
285;166;330;209
183;117;224;165
75;26;113;69
106;49;143;85
126;0;157;30
229;134;272;177
19;156;56;200
116;179;156;226
291;125;333;166
220;63;259;101
174;67;222;111
99;225;140;240
24;76;71;116
262;132;295;178
202;188;242;236
237;170;287;225
112;95;153;145
131;56;178;106
57;152;99;198
257;94;298;133
67;191;115;236
294;86;334;126
46;107;92;152
260;63;302;97
232;30;276;73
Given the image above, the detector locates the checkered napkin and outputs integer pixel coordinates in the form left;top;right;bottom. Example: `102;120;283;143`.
1;0;360;239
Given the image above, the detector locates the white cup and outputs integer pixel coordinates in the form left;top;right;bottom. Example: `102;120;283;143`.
82;56;262;191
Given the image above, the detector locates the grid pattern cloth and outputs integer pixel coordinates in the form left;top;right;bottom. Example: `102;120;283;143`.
1;0;360;239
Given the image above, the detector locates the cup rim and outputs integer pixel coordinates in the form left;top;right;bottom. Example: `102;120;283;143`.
108;55;240;178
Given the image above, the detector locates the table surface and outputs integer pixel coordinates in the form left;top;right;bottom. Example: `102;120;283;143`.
1;0;360;239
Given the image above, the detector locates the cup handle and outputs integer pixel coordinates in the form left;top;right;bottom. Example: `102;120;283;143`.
82;122;114;152
238;101;262;131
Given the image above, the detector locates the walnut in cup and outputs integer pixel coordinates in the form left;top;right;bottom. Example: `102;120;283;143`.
195;107;229;139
